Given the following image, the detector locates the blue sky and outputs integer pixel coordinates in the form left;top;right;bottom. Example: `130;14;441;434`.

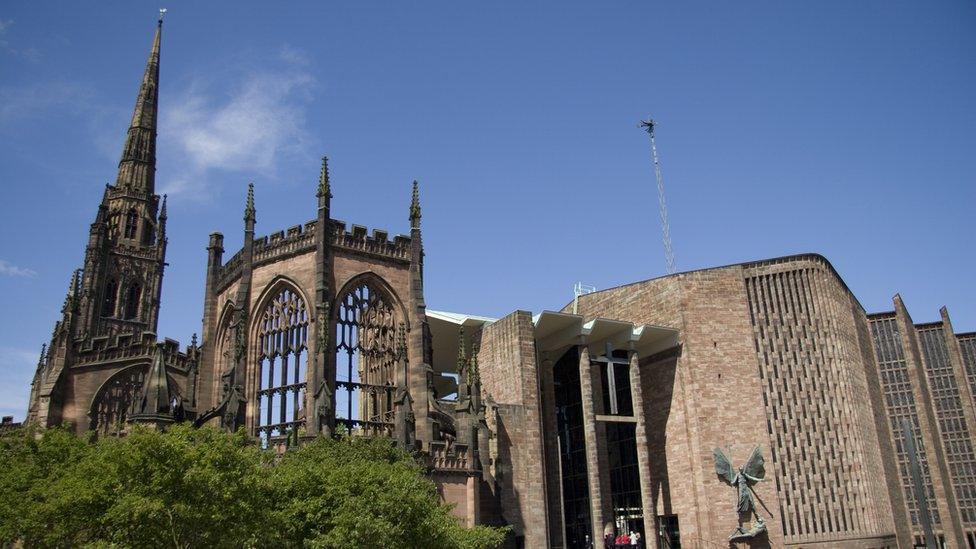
1;1;974;419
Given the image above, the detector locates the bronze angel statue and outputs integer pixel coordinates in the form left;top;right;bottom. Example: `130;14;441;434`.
713;446;765;514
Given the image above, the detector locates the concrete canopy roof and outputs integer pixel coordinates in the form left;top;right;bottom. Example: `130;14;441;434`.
426;310;497;397
425;308;677;396
533;310;678;359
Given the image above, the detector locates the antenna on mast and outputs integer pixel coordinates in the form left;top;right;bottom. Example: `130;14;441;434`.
640;117;676;275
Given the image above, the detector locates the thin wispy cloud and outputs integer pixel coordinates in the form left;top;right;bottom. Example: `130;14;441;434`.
160;47;317;199
0;18;41;62
0;260;37;278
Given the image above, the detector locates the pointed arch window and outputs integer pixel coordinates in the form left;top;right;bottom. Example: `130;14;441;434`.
124;284;141;320
335;282;398;435
102;279;118;317
89;366;180;436
124;209;139;239
257;286;309;443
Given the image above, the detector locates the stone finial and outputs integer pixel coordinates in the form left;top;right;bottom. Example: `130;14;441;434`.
409;180;421;228
457;326;467;370
159;194;168;220
37;343;47;368
469;351;480;387
244;182;256;223
317;156;332;199
190;332;198;347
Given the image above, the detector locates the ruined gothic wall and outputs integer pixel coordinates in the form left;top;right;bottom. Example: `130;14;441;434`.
58;337;190;434
204;223;413;431
473;311;549;548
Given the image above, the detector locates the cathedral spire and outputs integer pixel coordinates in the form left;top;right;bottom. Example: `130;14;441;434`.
114;16;162;194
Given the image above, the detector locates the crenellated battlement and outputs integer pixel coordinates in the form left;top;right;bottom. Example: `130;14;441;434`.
74;331;197;371
330;219;411;262
252;220;317;265
213;218;412;293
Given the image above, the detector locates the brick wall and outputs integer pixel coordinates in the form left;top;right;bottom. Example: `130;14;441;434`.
475;311;550;547
571;255;901;548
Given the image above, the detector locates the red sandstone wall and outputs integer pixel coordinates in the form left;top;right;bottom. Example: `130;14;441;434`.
475;311;550;547
572;256;901;548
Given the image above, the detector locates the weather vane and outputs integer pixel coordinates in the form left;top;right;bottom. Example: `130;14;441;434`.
159;8;168;21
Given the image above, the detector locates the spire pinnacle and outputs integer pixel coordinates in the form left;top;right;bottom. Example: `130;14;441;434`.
115;17;162;194
157;194;168;242
130;343;175;421
409;180;421;229
469;352;480;387
457;327;467;374
317;156;332;199
62;269;82;313
244;182;256;223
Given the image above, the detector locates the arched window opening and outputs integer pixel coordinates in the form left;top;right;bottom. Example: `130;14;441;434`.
124;284;141;320
335;282;398;436
89;366;181;436
102;279;118;317
142;221;155;246
124;209;139;239
257;287;309;445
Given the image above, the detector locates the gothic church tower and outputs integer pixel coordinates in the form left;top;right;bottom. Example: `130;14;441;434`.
78;18;167;338
27;17;197;433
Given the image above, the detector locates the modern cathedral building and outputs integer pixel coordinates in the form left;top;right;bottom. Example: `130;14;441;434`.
24;18;976;549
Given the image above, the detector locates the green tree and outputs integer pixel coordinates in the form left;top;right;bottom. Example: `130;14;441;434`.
269;435;506;549
1;425;271;548
0;426;506;549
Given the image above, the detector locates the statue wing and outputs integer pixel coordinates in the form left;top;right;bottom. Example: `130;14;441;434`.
713;447;734;484
742;446;766;482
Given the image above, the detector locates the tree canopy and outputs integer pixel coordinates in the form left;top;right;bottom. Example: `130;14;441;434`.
0;425;506;549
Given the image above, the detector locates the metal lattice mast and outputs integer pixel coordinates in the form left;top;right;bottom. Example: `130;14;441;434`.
641;117;676;274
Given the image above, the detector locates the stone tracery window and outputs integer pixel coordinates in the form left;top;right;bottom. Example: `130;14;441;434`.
89;366;180;436
335;282;398;435
256;286;308;443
